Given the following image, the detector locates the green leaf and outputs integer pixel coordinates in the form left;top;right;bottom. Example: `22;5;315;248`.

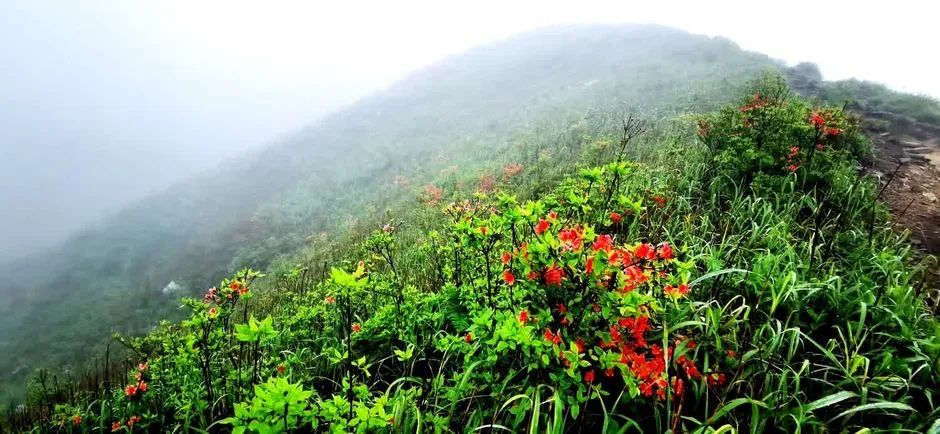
803;391;857;413
831;402;915;421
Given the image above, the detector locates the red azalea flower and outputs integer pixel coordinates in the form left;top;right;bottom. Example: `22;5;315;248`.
788;164;800;172
634;243;655;261
324;296;335;304
548;211;558;220
557;303;567;314
624;265;647;284
544;328;562;345
138;381;148;393
72;415;82;425
465;333;473;343
810;111;826;128
816;142;825;151
208;307;218;318
610;211;623;223
560;316;569;326
584;369;595;384
112;421;123;432
657;242;674;260
609;325;622;343
575;338;585;353
277;364;286;374
527;270;540;280
501;252;512;265
665;283;689;298
707;373;727;387
127;415;141;427
544;265;565;287
518;310;529;325
585;256;594;274
605;368;615;377
124;384;138;397
138;362;148;372
826;126;842;137
672;378;685;397
592;234;614;252
502;269;516;285
652;195;666;208
558;227;584;251
535;219;550;235
352;323;361;333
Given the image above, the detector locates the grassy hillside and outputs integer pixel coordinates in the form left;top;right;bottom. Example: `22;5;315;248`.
0;25;779;403
2;25;939;432
7;73;938;432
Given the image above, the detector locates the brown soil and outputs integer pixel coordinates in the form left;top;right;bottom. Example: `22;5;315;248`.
864;113;940;254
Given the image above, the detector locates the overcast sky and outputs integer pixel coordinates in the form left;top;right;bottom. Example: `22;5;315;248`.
1;0;937;261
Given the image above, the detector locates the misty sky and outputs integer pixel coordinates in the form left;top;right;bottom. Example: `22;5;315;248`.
1;0;937;262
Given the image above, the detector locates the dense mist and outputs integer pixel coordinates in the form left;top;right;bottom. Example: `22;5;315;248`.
2;0;938;264
0;2;380;262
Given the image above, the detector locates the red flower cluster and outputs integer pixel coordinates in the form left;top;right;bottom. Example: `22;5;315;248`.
518;310;529;325
610;211;623;223
810;111;826;128
72;415;82;425
202;286;218;303
584;369;596;384
707;372;728;387
543;328;562;345
786;145;801;172
535;218;551;235
478;174;496;193
352;323;361;333
592;234;614;253
502;162;524;178
124;380;148;398
663;283;689;298
558;227;584;252
657;243;674;260
633;243;656;261
651;194;667;208
502;269;516;285
229;280;248;296
739;92;766;114
112;415;141;431
543;265;565;287
424;184;443;205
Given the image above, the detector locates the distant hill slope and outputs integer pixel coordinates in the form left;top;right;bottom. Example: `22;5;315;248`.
0;24;811;402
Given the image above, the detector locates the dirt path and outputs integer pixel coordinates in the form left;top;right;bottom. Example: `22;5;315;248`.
862;112;940;309
864;113;940;254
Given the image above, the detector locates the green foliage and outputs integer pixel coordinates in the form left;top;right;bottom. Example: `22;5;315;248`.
223;377;315;434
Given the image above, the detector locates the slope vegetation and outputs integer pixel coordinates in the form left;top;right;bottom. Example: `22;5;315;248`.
0;25;779;402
